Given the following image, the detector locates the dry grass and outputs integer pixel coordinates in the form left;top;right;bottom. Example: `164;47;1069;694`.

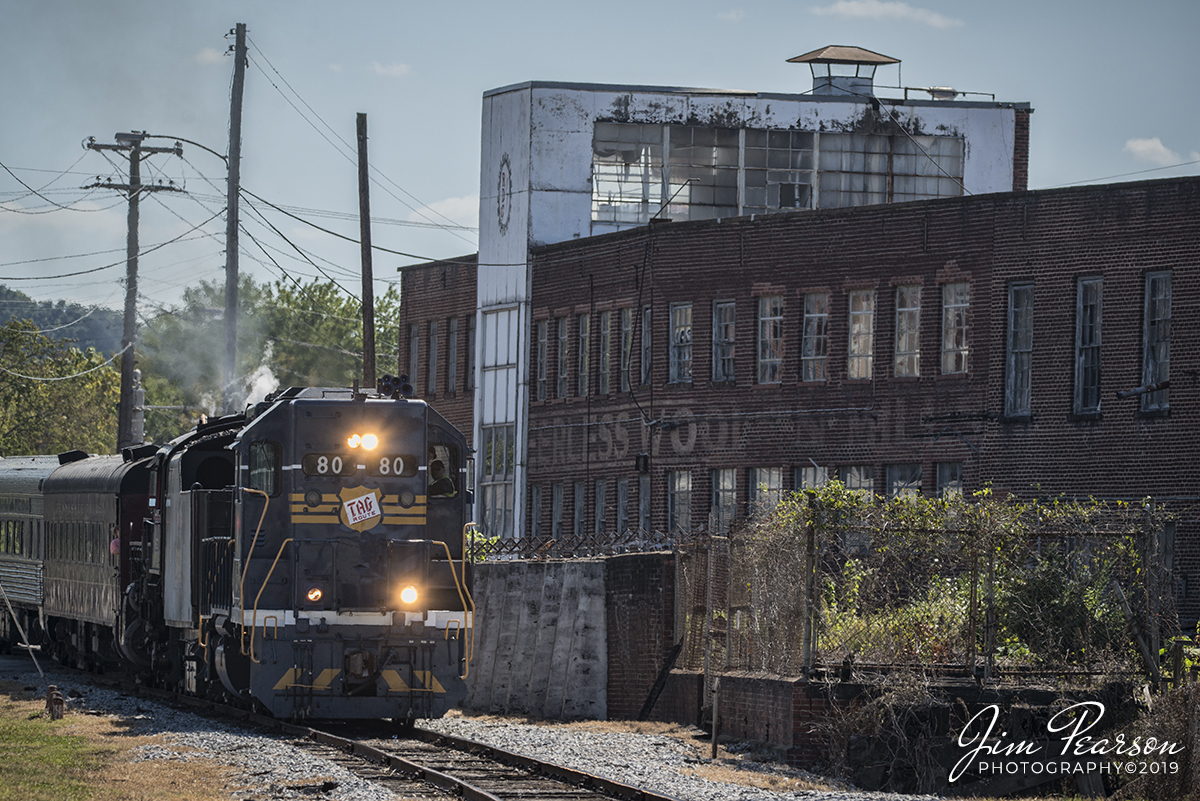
0;679;235;801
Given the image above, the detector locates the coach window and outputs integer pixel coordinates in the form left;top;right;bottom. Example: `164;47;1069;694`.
249;442;281;497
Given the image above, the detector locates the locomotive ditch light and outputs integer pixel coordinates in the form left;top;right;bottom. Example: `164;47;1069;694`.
306;586;323;603
400;585;419;605
347;434;362;448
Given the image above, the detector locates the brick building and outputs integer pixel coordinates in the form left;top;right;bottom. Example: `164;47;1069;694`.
403;176;1200;625
460;48;1032;539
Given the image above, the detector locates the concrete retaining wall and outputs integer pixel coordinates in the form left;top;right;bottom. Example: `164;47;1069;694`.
466;559;607;719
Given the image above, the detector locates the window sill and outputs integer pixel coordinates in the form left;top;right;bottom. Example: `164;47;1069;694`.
666;381;693;391
1000;414;1033;425
1135;407;1170;420
1068;411;1103;424
710;379;737;389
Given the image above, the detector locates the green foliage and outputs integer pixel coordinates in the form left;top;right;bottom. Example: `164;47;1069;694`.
138;276;402;442
0;284;123;354
0;320;119;456
717;481;1163;675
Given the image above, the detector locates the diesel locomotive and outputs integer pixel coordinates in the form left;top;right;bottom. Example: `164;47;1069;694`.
0;382;474;720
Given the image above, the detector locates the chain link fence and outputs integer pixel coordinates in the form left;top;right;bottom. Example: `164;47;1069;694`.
676;489;1188;685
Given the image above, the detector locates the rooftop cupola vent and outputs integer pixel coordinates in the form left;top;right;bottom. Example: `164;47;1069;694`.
787;45;899;97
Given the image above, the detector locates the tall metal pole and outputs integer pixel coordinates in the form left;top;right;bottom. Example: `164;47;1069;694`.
223;22;247;414
357;112;376;389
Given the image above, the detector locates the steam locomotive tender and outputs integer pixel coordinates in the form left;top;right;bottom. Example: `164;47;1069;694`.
0;383;473;720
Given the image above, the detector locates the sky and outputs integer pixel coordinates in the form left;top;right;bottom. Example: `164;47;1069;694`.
2;0;1197;317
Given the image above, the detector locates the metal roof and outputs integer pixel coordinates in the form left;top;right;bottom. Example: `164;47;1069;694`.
787;45;900;65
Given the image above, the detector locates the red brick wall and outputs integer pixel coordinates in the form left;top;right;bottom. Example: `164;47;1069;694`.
1012;109;1031;192
526;177;1200;624
604;551;676;719
398;255;477;446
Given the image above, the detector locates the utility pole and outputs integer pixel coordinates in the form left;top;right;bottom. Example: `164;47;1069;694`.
356;112;377;390
86;133;182;450
223;22;247;414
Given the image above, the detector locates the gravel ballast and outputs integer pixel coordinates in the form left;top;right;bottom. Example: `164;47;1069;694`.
5;662;940;801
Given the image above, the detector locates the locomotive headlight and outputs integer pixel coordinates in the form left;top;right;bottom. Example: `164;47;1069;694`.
400;585;419;605
306;586;323;603
347;434;362;449
361;433;378;450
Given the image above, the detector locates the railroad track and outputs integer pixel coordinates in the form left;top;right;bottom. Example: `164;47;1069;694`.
286;721;685;801
21;660;683;801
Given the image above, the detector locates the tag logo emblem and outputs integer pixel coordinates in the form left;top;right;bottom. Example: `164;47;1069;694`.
339;486;383;531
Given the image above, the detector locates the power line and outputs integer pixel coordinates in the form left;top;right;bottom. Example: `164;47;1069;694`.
1037;158;1200;190
244;38;475;244
0;343;129;382
0;210;223;281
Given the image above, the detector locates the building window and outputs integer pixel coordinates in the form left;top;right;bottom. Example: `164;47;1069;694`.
750;467;782;516
667;471;692;532
894;285;921;377
886;464;921;498
819;132;964;208
840;465;874;493
620;308;633;392
757;296;783;384
712;300;736;382
617;478;630;533
599;311;612;395
802;292;829;382
639;474;651;532
712;468;735;532
641;306;652;385
557;317;569;398
408;324;419;394
744;129;814;213
936;463;963;498
481;424;516;538
663;125;740;221
891;136;965;202
427;320;439;395
1075;277;1103;415
848;289;875;379
669;303;693;383
1006;283;1034;418
465;314;476;391
941;283;970;375
577;313;590;396
573;481;586;539
447;317;458;393
594;480;608;534
796;464;828;489
1143;271;1171;412
530;484;542;540
552;484;563;539
536;320;548;401
591;122;664;229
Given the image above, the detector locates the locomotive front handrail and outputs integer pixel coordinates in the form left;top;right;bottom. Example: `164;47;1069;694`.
237;487;270;658
249;538;294;664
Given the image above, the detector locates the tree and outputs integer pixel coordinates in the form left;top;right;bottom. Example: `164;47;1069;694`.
0;320;119;456
137;275;400;443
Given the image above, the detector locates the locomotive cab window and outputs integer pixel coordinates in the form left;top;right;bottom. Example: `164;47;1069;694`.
249;442;281;496
427;442;459;499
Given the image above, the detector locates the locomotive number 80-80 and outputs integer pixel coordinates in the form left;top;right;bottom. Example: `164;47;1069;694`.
0;380;474;721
